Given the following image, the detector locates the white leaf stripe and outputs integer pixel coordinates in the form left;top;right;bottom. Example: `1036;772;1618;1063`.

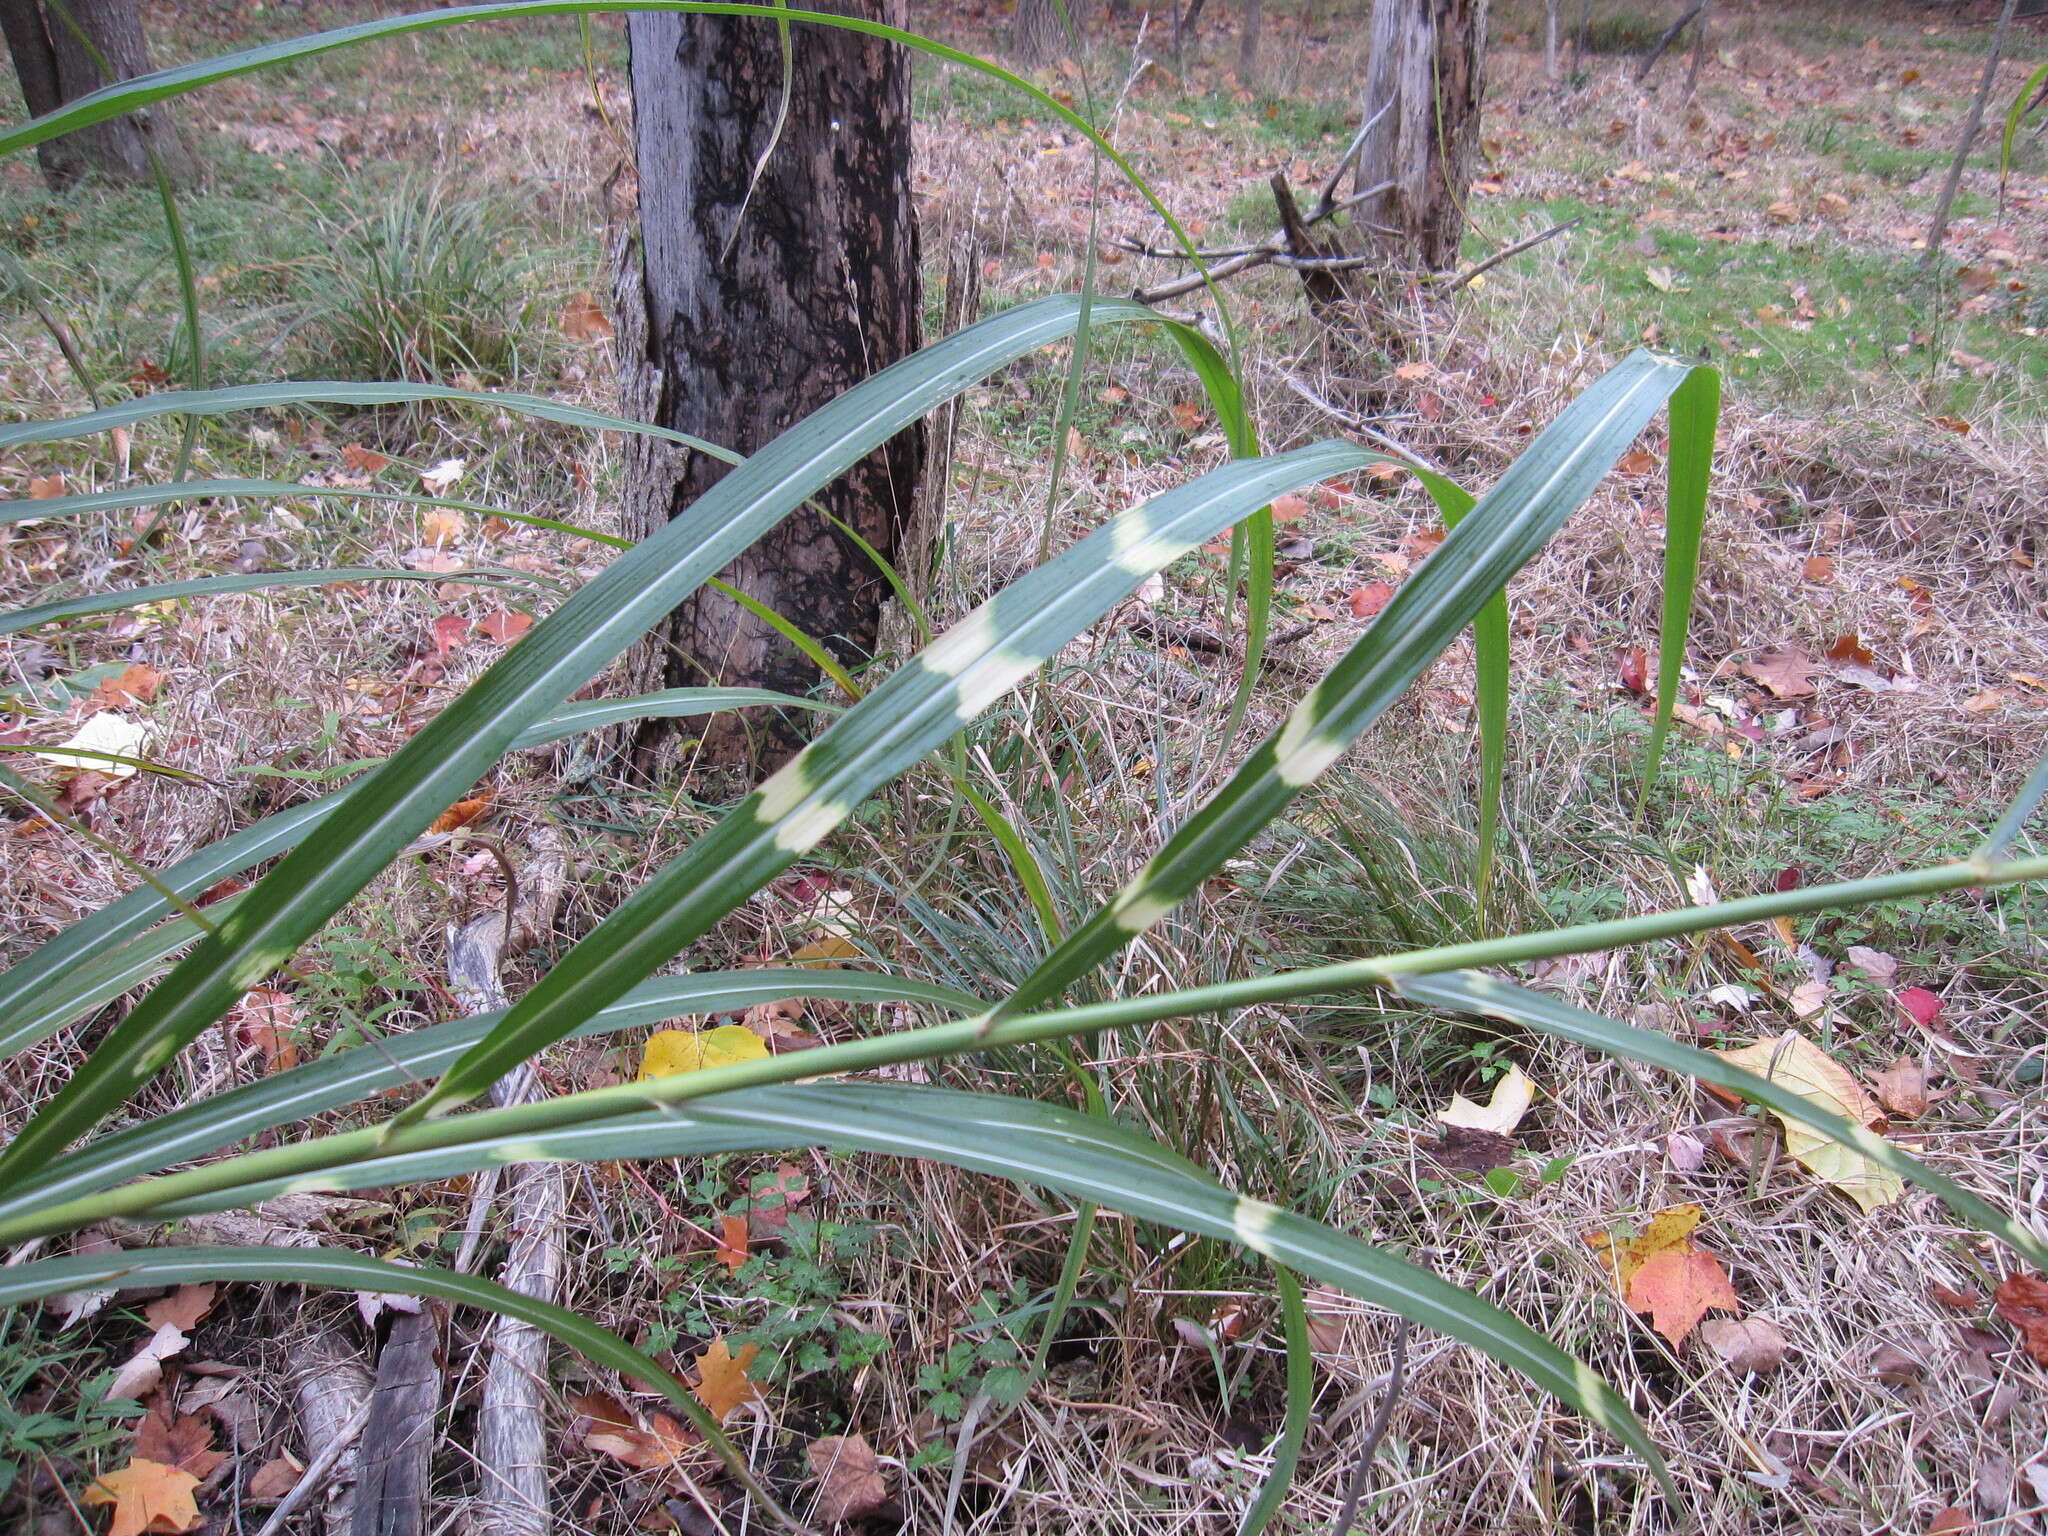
410;442;1380;1117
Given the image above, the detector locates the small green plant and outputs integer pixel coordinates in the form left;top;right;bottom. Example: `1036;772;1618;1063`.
0;1312;141;1506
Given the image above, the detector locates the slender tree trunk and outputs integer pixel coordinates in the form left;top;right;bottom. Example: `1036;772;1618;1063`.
1238;0;1262;87
616;0;922;768
0;0;82;185
1543;0;1559;82
1012;0;1066;65
1923;0;2022;270
1355;0;1490;271
3;0;195;188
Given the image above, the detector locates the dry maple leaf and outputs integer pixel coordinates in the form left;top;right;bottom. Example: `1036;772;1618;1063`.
142;1284;216;1334
85;1457;202;1536
475;608;532;645
690;1337;761;1422
1348;581;1395;619
713;1215;750;1274
1586;1204;1740;1345
805;1433;890;1525
1713;1031;1905;1212
1629;1248;1740;1346
561;291;615;341
1991;1273;2048;1367
91;664;163;708
427;796;492;835
134;1402;226;1480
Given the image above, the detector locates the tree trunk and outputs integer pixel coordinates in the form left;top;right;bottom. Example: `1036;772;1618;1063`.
3;0;195;188
616;1;922;768
1543;0;1559;82
1012;0;1066;65
1354;0;1489;272
1238;0;1262;87
0;0;82;186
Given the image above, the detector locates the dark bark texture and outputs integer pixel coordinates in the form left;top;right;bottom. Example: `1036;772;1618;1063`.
1355;0;1489;271
616;1;921;766
1;0;195;188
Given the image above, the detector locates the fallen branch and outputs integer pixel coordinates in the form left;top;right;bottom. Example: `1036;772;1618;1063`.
1432;215;1583;293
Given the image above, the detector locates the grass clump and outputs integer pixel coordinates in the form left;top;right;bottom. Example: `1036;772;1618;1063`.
290;175;544;382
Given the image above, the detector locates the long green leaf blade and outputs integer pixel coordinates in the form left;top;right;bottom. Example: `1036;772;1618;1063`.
0;381;739;458
1;567;523;635
407;441;1381;1120
0;970;980;1218
114;1081;1673;1496
1637;365;1720;805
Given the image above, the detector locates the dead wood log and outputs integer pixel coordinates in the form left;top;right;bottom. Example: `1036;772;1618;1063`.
350;1307;442;1536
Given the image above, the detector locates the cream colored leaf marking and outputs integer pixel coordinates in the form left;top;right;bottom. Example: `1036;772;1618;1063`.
1270;685;1349;789
1231;1196;1284;1259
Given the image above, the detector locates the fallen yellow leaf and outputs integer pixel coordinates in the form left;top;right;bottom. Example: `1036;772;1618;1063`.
1714;1031;1904;1212
1436;1063;1535;1136
85;1458;202;1536
638;1024;769;1080
690;1337;762;1422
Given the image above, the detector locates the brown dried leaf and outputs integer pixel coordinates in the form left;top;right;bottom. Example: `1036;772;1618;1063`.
1741;648;1815;699
92;664;164;707
134;1401;226;1480
144;1285;217;1334
245;1455;302;1501
1872;1057;1930;1119
805;1433;890;1525
1991;1273;2048;1366
84;1458;202;1536
571;1392;698;1471
1697;1315;1787;1374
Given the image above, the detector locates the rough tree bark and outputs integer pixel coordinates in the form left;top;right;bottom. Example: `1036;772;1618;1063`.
1238;0;1263;87
1012;0;1068;65
615;0;922;766
0;0;195;188
1354;0;1490;272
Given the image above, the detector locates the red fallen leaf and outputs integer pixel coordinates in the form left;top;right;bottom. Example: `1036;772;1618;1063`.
1618;647;1650;695
1398;526;1446;560
134;1400;226;1480
1348;582;1395;619
91;664;163;707
1270;493;1311;523
1991;1272;2048;1366
427;795;492;835
1803;554;1835;584
476;609;533;645
713;1215;749;1274
1773;867;1804;892
1895;987;1942;1030
1825;633;1876;666
1926;1508;1972;1535
1928;1283;1982;1311
431;613;470;656
339;443;390;476
228;988;300;1073
1627;1246;1740;1346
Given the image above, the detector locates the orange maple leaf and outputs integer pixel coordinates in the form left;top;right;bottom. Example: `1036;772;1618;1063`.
691;1337;762;1422
84;1457;202;1536
1587;1204;1741;1345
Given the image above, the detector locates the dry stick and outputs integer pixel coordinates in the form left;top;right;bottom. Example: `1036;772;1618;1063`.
1923;0;2024;270
445;826;570;1536
1633;0;1707;85
288;1328;374;1536
253;1399;374;1536
1271;369;1448;472
1433;215;1583;294
1329;1317;1410;1536
1682;0;1713;101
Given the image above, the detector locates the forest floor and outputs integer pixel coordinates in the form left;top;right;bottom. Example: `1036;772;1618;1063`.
1;0;2046;1532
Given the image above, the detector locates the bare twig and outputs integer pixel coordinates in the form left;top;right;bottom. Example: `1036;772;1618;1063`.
1330;1317;1410;1536
1433;215;1583;293
1271;368;1448;473
1923;0;2023;269
1634;1;1707;84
